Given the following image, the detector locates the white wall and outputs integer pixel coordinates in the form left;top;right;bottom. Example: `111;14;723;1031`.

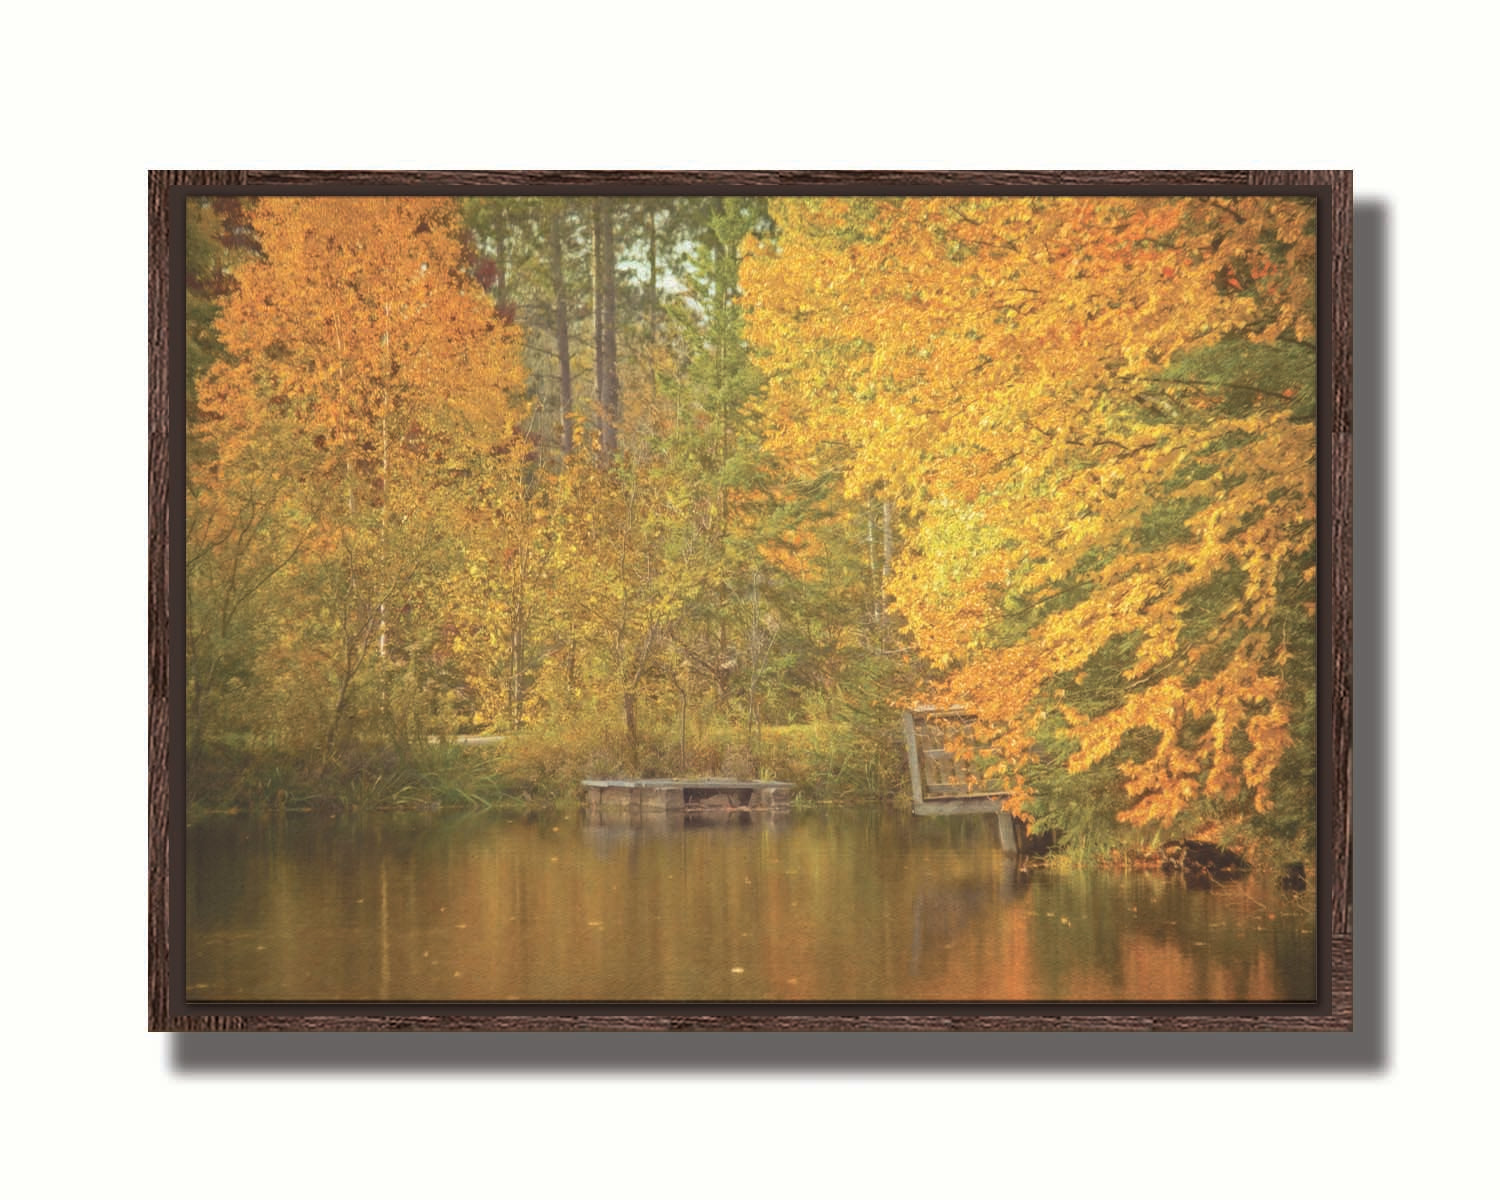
3;4;1492;1196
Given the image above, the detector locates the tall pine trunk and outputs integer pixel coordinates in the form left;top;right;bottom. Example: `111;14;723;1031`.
548;203;574;455
591;197;619;460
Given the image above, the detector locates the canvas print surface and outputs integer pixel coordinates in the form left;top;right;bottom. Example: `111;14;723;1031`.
182;191;1319;1003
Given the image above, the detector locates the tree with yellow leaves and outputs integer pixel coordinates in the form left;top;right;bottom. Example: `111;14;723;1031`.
742;195;1317;854
189;196;526;768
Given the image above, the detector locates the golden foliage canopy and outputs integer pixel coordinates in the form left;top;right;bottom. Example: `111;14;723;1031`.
741;195;1317;832
199;196;525;467
188;197;528;759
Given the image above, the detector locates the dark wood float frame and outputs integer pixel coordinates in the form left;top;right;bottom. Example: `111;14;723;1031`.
150;169;1352;1033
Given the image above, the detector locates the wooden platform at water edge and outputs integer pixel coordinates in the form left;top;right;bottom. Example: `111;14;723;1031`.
583;778;794;813
901;707;1020;852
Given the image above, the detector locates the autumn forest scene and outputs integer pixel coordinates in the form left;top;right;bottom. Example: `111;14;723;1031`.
181;186;1324;1004
186;191;1317;872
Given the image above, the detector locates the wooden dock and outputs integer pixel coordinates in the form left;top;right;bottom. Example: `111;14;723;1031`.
583;778;794;813
901;708;1019;852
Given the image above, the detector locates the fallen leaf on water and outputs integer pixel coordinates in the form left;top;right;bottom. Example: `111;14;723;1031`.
730;967;745;974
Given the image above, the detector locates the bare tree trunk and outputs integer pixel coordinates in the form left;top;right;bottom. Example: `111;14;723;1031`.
623;691;639;772
647;207;659;412
548;203;574;455
591;197;619;460
493;221;508;309
881;498;894;649
882;500;894;586
510;607;527;726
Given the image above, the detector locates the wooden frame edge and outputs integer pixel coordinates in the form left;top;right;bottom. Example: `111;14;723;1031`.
148;169;1353;1033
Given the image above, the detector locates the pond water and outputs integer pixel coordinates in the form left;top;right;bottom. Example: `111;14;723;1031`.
186;807;1316;1003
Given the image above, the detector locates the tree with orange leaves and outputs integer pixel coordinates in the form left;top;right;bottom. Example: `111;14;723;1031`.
189;196;526;768
742;194;1317;854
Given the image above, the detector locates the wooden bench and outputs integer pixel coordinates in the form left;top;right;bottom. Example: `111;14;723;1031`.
900;708;1019;852
582;778;794;812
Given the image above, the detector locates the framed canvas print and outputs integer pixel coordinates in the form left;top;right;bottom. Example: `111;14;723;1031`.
149;170;1351;1031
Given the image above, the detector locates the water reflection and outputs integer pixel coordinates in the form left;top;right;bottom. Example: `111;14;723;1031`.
187;808;1315;1003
